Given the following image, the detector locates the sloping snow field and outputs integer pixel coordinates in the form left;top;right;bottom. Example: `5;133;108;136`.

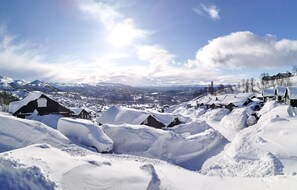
2;98;297;189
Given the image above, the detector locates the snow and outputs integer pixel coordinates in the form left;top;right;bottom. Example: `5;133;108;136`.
102;120;227;170
262;88;275;97
1;144;297;190
287;86;297;99
258;100;279;116
69;107;85;115
276;86;286;96
200;108;230;122
0;112;70;153
98;105;180;127
220;107;248;131
150;111;179;127
8;91;43;113
98;105;150;125
27;114;63;129
57;118;113;153
0;157;57;190
201;104;297;177
3;97;297;189
220;93;254;107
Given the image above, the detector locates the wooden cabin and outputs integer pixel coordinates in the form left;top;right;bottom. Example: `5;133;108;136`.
285;87;297;107
9;91;73;118
275;86;286;102
70;107;92;119
262;88;276;102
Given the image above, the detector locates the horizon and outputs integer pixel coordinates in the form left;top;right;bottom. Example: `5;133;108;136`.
1;0;297;86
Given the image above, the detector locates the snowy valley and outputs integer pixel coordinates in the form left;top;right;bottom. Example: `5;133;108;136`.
1;78;297;189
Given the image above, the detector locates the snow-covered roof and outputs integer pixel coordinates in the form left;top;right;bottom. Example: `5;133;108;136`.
262;88;275;97
149;111;178;127
97;105;150;125
69;107;92;116
197;96;211;105
220;93;254;107
275;86;286;96
9;91;43;113
98;106;179;127
286;86;297;99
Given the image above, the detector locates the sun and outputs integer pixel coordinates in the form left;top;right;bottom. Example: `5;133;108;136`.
108;19;145;48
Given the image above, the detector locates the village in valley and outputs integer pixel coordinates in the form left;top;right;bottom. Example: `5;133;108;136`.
1;69;297;189
3;1;297;189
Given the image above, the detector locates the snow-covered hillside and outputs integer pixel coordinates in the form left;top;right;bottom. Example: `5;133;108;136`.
2;95;297;189
2;144;297;190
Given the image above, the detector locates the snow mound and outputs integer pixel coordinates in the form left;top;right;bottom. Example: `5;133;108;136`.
102;121;227;170
57;118;113;153
200;108;230;122
257;105;296;125
27;114;63;129
98;105;180;128
202;105;297;177
0;112;70;153
1;143;297;189
0;157;57;190
98;105;150;125
220;108;248;131
258;100;279;116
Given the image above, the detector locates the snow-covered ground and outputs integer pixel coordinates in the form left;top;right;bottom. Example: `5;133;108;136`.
2;97;297;189
102;120;227;170
201;103;297;177
2;143;297;190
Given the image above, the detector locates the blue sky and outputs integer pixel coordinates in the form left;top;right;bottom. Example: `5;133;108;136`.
1;0;297;86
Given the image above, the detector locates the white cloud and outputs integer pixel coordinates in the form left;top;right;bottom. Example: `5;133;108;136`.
194;4;220;20
76;0;121;30
108;19;148;48
0;30;247;86
76;0;148;48
193;31;297;69
135;45;176;74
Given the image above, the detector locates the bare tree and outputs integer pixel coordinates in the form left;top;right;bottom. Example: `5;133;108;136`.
292;65;297;75
245;79;250;93
250;78;255;92
209;81;214;95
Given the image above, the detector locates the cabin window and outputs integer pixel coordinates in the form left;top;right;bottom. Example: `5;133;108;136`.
37;98;47;107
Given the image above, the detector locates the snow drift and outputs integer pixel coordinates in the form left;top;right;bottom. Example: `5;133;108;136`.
201;104;297;177
220;107;248;131
0;112;70;153
102;120;227;170
1;143;297;190
199;108;230;122
0;157;57;190
57;118;113;153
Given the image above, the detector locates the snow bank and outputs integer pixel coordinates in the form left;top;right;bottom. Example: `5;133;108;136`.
202;105;297;177
102;121;227;170
258;100;278;116
27;114;63;129
200;108;230;122
257;105;295;125
1;143;297;190
0;112;70;152
0;157;57;190
220;108;248;131
57;118;113;153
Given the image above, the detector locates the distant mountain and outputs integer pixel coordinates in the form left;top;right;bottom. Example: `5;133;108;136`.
0;76;14;90
0;75;207;105
0;76;60;95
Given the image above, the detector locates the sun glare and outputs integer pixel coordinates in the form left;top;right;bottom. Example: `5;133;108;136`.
108;19;145;48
